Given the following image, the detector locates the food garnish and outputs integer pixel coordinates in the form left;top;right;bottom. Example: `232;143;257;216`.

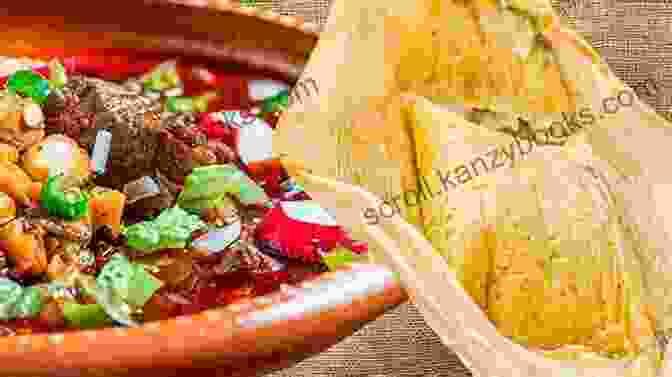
0;58;367;335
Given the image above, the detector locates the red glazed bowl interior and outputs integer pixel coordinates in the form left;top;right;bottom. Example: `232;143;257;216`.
0;1;407;376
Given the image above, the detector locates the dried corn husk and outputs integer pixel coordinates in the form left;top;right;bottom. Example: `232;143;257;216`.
275;0;672;376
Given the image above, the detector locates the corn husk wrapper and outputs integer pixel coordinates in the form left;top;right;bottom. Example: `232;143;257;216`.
274;0;672;376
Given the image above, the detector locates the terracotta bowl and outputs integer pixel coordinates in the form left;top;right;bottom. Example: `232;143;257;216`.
0;1;407;376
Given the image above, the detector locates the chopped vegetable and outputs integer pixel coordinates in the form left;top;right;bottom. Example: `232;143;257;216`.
62;302;110;329
150;208;206;249
22;134;91;183
40;174;89;221
0;110;21;132
0;192;16;225
89;189;126;237
166;97;195;113
142;60;180;92
41;282;78;302
0;92;23;122
191;221;242;255
0;278;44;320
0;278;24;319
48;59;68;89
28;181;42;202
6;70;51;104
177;165;271;212
193;92;218;113
260;89;289;114
322;247;361;271
123;222;160;251
0;220;48;276
255;203;365;263
88;280;137;327
0;143;18;163
198;113;234;140
21;102;44;129
122;206;207;253
166;92;217;113
0;161;33;206
13;287;45;318
97;254;163;308
177;194;231;216
143;90;161;101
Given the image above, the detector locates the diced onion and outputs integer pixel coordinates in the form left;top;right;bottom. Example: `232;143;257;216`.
280;200;339;226
248;80;290;102
90;130;112;175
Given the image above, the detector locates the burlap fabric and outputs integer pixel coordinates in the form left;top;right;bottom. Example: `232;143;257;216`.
257;1;672;376
0;1;668;376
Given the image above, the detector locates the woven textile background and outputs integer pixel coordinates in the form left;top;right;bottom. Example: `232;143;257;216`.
224;0;672;376
258;1;672;376
255;0;672;376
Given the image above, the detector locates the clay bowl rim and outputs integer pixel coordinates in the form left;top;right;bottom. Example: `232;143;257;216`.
0;1;407;375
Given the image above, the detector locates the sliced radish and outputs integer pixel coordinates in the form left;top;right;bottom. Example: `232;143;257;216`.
280;200;338;227
39;138;75;177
